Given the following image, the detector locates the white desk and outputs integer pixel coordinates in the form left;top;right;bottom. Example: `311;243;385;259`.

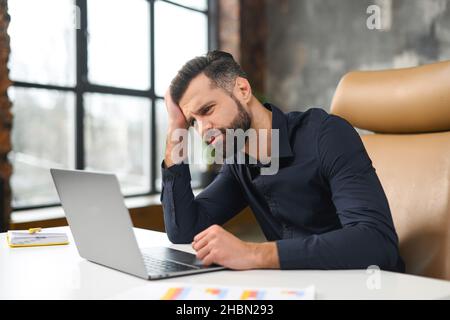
1;227;449;300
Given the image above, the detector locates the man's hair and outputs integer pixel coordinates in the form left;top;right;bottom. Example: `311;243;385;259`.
170;50;247;105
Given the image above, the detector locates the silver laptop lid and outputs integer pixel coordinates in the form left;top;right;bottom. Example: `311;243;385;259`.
51;168;148;279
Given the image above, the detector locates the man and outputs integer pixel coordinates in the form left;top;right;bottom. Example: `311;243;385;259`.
161;50;405;272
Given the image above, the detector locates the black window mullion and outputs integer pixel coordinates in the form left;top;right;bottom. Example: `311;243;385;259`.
160;0;208;13
85;83;151;97
12;81;75;92
149;0;156;193
75;0;88;170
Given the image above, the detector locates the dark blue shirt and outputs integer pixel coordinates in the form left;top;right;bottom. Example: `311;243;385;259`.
161;104;405;272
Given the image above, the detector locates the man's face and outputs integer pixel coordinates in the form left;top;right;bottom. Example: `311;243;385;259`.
179;73;251;152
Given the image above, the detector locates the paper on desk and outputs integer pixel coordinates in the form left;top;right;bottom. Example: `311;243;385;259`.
112;282;315;300
7;230;68;246
161;284;315;300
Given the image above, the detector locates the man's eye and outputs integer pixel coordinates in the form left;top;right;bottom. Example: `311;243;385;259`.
202;105;214;115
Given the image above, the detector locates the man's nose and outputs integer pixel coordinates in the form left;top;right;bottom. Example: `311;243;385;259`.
196;119;213;137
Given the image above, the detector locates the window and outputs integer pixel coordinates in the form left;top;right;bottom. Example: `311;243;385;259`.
8;0;212;209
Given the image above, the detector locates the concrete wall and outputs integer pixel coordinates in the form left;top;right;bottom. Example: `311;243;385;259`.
265;0;450;112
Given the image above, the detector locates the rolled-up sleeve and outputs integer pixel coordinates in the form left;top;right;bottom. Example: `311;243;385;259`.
161;162;247;244
276;115;404;272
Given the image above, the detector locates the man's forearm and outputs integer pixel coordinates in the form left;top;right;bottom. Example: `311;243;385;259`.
275;224;401;270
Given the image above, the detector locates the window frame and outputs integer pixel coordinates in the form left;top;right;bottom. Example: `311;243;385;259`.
12;0;217;211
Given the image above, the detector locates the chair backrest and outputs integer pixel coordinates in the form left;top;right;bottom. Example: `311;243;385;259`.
330;61;450;280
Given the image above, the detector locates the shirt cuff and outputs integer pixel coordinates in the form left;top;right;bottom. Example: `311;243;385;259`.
161;161;191;181
276;238;309;270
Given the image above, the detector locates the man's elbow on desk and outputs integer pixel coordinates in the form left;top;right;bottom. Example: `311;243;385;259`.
165;227;196;245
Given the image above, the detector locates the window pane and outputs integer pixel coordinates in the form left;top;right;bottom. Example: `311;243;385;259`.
168;0;207;11
8;0;76;86
9;88;75;207
155;1;208;96
155;99;205;191
87;0;150;90
85;94;150;195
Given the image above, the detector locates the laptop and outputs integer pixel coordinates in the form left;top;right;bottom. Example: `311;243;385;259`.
50;168;225;280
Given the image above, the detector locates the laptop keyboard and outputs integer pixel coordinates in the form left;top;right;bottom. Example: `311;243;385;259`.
142;254;197;273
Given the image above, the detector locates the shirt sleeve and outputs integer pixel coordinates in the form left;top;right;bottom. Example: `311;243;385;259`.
276;114;404;271
161;162;247;244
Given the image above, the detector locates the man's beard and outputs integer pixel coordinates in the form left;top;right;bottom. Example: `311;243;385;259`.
213;94;252;159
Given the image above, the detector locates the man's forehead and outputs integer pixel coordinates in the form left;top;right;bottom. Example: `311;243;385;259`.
179;74;216;114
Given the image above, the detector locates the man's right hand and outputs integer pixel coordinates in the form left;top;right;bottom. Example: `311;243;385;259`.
164;89;188;168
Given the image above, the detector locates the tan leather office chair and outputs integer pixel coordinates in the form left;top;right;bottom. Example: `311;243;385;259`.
330;61;450;281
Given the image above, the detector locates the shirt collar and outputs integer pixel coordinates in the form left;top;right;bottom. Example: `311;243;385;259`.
264;103;294;159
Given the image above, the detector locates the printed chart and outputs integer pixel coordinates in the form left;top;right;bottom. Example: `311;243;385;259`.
160;284;315;300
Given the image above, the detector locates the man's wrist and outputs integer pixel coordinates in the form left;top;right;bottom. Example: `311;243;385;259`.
165;127;188;167
249;242;280;269
164;147;188;168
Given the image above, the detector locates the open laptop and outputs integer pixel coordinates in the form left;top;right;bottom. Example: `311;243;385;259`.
50;168;225;280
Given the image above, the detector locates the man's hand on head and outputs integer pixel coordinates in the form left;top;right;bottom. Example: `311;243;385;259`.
191;224;280;270
165;89;187;130
164;89;188;167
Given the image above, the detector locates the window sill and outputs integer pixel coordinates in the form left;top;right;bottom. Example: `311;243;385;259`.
10;189;203;225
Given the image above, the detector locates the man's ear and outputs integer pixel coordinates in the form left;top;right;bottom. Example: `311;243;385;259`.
235;77;252;103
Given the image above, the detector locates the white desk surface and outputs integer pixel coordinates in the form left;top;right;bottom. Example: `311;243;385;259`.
1;227;449;300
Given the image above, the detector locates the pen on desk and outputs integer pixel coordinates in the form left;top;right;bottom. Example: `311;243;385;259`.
28;228;42;234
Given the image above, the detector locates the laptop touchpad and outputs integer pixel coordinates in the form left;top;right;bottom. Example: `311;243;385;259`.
142;247;223;269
